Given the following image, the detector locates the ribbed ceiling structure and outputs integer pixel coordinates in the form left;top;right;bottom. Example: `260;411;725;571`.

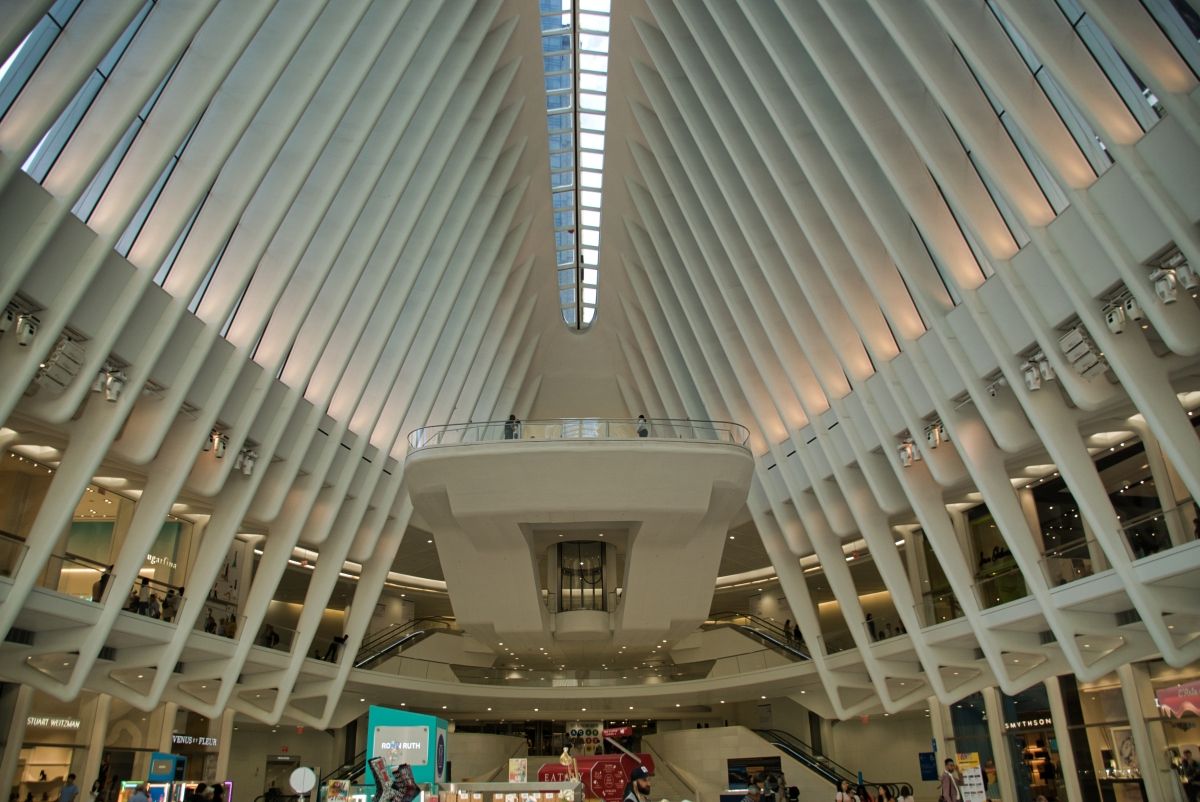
0;0;1198;726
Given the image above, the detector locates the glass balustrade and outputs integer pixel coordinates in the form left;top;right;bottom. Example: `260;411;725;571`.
408;417;750;451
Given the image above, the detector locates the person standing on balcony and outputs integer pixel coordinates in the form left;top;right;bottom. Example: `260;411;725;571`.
504;415;517;439
636;415;648;437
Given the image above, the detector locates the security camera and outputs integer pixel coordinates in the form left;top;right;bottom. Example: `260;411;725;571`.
0;307;13;334
1104;305;1126;334
1150;268;1178;304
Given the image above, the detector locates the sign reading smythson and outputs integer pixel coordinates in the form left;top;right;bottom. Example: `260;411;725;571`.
1003;716;1053;731
27;716;81;729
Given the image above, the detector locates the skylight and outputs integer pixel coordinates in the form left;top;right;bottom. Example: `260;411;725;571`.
541;0;610;330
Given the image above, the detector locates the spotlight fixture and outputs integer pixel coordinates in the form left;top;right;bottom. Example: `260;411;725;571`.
241;450;257;476
1150;267;1178;304
1034;352;1054;381
1177;263;1199;291
898;440;916;468
0;306;13;334
211;431;228;458
1123;296;1144;321
1020;360;1042;391
104;368;127;402
1104;304;1126;334
14;314;37;347
924;421;944;449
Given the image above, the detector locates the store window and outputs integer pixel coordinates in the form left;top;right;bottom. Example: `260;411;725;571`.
948;693;1003;801
1000;684;1065;802
917;528;966;624
968;505;1027;608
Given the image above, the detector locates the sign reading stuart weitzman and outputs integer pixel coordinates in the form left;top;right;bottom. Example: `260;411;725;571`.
374;726;430;767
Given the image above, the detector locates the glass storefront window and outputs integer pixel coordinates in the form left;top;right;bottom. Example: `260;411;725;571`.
1001;684;1065;802
948;693;1002;800
968;506;1027;608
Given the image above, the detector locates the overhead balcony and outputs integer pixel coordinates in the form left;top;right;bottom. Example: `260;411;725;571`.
403;418;754;658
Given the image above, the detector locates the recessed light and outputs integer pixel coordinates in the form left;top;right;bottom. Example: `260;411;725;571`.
675;704;680;708
360;698;366;702
581;708;587;712
401;703;406;707
629;706;634;710
761;695;766;699
534;708;539;712
137;674;143;679
442;705;447;709
487;707;492;711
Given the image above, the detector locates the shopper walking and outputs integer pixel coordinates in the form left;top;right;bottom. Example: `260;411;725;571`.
940;759;962;802
57;774;78;802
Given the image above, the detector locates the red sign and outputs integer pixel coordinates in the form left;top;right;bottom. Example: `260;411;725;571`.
1156;680;1200;718
603;727;633;738
537;754;655;802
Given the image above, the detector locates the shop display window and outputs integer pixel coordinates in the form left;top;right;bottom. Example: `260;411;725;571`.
968;506;1027;608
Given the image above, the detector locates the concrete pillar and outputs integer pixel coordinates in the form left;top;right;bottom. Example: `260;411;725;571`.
981;687;1019;802
928;695;954;760
0;684;35;797
70;693;111;793
1044;678;1084;802
1118;663;1173;802
208;709;234;783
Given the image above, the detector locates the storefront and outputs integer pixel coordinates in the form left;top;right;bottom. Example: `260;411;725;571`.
999;686;1064;802
2;686;228;802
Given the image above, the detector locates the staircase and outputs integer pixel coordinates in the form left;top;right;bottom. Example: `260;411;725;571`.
641;741;698;801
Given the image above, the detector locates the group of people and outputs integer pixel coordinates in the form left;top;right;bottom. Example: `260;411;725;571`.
780;619;806;651
202;608;238;637
864;613;906;642
91;568;185;623
834;779;914;802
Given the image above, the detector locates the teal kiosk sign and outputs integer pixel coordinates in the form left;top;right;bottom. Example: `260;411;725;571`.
366;706;449;794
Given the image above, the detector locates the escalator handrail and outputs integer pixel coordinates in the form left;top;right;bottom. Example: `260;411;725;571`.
705;612;811;659
755;728;913;791
353;629;439;669
360;616;457;653
319;750;366;784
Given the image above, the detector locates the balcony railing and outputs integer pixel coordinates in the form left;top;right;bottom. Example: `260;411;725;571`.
407;417;751;452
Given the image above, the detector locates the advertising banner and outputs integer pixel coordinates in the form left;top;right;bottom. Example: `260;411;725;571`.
367;706;449;789
566;721;604;756
954;753;987;802
1156;679;1200;718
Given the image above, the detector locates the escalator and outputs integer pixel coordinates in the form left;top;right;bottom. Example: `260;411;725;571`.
319;749;366;784
353;616;458;670
754;728;911;796
705;612;811;660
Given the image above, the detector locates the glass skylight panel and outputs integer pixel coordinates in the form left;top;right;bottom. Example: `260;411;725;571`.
541;0;609;330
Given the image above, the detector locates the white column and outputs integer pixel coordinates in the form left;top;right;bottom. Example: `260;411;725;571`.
981;687;1019;802
70;693;112;793
208;709;234;783
1043;678;1084;802
928;695;954;761
1118;662;1173;802
0;684;35;796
